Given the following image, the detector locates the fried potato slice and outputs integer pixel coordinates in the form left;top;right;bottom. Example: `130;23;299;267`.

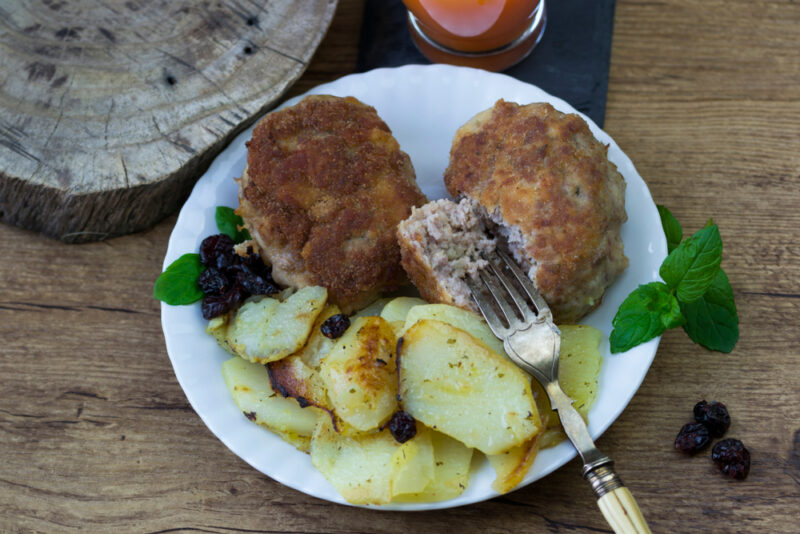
206;313;235;355
486;434;542;493
310;418;439;505
390;426;435;497
403;303;506;356
227;297;279;360
226;286;328;363
558;325;603;416
380;296;427;324
267;354;332;413
320;316;398;431
531;324;603;449
221;356;323;452
398;319;541;455
295;303;341;370
310;418;400;505
388;320;406;339
392;429;473;502
530;379;562;448
349;297;392;319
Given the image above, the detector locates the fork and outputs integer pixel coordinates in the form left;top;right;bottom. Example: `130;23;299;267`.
466;250;652;534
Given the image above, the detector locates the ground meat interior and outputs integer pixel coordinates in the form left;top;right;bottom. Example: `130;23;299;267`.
403;198;496;308
483;207;538;282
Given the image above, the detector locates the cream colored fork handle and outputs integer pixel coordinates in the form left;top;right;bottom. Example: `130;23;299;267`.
543;382;652;534
597;487;652;534
585;463;651;534
504;336;652;533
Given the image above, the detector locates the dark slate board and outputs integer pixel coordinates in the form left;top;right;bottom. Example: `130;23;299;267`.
357;0;616;127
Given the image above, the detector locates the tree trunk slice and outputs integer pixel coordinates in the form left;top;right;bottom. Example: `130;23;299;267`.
0;0;338;243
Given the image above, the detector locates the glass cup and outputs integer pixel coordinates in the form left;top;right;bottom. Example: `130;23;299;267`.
402;0;547;72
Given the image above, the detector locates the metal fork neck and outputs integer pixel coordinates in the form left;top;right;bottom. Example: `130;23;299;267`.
543;380;608;468
505;335;608;480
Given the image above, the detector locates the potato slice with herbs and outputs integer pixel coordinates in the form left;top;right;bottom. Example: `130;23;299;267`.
267;354;332;413
320;316;398;431
486;434;541;493
310;418;400;505
398;319;541;455
392;429;474;502
380;296;427;324
531;324;603;449
387;320;406;339
221;356;323;452
390;426;435;497
530;380;562;448
205;313;235;355
226;286;327;363
403;303;506;357
558;325;603;417
295;303;341;370
349;297;392;319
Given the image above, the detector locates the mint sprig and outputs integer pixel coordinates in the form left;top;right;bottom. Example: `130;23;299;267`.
609;282;684;353
154;206;251;305
153;253;205;305
659;221;722;303
680;268;739;352
657;205;682;253
610;206;738;354
215;206;250;243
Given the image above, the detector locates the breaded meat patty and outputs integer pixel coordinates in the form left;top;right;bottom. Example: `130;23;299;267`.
444;100;628;323
238;95;427;313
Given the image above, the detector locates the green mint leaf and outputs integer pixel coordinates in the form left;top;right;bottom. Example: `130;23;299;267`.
657;205;683;253
610;282;682;353
659;223;722;303
661;293;686;330
215;206;251;243
680;268;739;352
153;253;204;305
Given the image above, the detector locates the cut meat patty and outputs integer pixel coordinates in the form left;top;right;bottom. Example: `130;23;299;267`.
444;100;628;323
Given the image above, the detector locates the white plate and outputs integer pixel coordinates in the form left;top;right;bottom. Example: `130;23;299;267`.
161;64;666;510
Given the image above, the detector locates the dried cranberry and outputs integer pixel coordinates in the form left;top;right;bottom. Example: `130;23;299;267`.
712;438;750;479
675;422;711;454
236;270;278;296
199;234;235;270
201;293;231;320
198;268;230;296
228;256;278;296
201;283;246;319
321;314;350;339
388;411;417;443
240;252;274;281
693;400;731;438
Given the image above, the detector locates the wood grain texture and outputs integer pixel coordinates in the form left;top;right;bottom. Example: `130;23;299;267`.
1;0;799;532
0;0;337;243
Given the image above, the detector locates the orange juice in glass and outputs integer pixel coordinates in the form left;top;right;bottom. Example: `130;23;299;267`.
402;0;547;71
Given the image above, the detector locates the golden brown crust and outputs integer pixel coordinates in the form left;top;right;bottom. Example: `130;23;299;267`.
266;356;328;410
445;100;628;322
239;95;427;313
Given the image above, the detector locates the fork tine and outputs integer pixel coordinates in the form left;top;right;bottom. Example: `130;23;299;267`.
486;254;536;322
496;250;552;319
464;275;509;338
479;266;525;324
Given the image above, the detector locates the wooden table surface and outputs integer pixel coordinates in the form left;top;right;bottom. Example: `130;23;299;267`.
2;0;799;532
